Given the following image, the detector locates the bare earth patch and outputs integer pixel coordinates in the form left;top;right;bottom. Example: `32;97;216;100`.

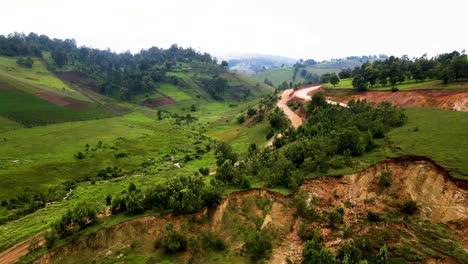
325;90;468;111
142;97;176;108
35;91;89;110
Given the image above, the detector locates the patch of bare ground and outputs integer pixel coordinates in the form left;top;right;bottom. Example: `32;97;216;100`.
142;97;176;108
55;72;100;92
324;89;468;111
35;91;89;110
27;157;467;264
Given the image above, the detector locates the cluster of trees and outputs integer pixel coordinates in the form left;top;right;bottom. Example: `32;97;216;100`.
302;235;389;264
223;93;406;190
110;176;223;216
0;193;46;224
341;52;468;91
45;202;98;248
0;32;233;100
320;73;340;86
16;56;34;68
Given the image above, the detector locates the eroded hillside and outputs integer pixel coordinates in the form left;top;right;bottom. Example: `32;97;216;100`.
32;157;467;264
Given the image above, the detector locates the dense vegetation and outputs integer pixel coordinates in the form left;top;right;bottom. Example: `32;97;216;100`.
0;32;238;101
342;52;468;90
214;93;406;190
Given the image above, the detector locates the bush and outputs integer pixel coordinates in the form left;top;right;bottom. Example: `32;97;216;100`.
391;86;399;92
303;239;336;264
367;211;382;222
243;231;273;261
200;231;226;251
198;167;210;176
379;169;392;188
328;206;345;228
160;224;187;254
16;56;34;68
237;114;245;124
401;200;418;215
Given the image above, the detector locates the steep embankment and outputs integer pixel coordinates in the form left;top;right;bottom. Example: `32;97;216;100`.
32;157;467;264
325;90;468;111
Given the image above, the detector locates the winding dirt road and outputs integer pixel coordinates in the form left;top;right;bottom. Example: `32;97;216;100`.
277;85;346;128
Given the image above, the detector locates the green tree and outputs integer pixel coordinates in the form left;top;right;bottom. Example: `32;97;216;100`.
215;142;238;166
16;56;33;68
243;231;272;261
330;73;340;86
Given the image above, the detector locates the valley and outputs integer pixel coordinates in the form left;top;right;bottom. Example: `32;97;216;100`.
0;31;467;264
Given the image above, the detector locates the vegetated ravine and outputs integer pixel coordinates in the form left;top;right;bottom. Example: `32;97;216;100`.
33;156;467;264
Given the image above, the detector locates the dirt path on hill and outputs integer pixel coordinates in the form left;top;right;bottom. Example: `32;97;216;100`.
278;85;346;128
277;89;303;128
0;236;44;264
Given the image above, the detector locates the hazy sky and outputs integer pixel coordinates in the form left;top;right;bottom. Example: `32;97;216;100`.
1;0;467;60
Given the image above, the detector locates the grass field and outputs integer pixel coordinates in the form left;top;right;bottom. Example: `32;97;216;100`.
157;83;192;101
0;89;109;126
0;57;75;92
385;107;468;180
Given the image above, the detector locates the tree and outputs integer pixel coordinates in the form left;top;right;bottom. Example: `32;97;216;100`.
308;92;327;111
215;142;238;166
105;194;112;206
220;60;228;68
243;231;272;261
16;56;33;68
330;73;340;86
352;75;369;91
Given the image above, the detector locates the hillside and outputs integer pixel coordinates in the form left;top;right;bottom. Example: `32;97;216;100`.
252;59;367;87
227;54;297;75
22;157;468;264
0;56;133;128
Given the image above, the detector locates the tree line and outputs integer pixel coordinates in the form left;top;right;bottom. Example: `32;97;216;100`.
338;51;468;91
0;32;233;100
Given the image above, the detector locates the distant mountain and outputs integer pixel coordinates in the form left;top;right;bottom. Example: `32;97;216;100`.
226;53;297;75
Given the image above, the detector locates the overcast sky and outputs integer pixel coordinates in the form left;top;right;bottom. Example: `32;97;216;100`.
1;0;467;60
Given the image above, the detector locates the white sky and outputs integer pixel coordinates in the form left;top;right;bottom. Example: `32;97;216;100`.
1;0;467;60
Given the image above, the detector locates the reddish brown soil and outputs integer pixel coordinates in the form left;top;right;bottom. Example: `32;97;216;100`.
35;91;89;110
55;72;100;92
142;97;176;108
325;90;468;111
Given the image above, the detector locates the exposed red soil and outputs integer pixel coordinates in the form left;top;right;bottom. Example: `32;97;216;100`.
35;91;89;110
55;72;100;92
142;97;176;108
324;90;468;111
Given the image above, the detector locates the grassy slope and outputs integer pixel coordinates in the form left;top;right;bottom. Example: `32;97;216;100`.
386;108;468;179
0;56;122;126
0;69;273;250
252;62;351;86
0;57;76;93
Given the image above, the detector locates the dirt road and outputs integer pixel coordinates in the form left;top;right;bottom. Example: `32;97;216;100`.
277;89;303;128
277;85;346;128
0;236;44;264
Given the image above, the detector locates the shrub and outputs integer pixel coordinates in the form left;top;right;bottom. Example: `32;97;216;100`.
391;86;399;92
200;231;226;251
197;167;209;176
105;194;112;206
328;206;345;228
401;200;418;215
160;224;187;254
303;239;336;264
237;115;245;124
367;211;382;222
75;151;86;159
379;169;392;188
16;56;34;68
243;231;273;261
